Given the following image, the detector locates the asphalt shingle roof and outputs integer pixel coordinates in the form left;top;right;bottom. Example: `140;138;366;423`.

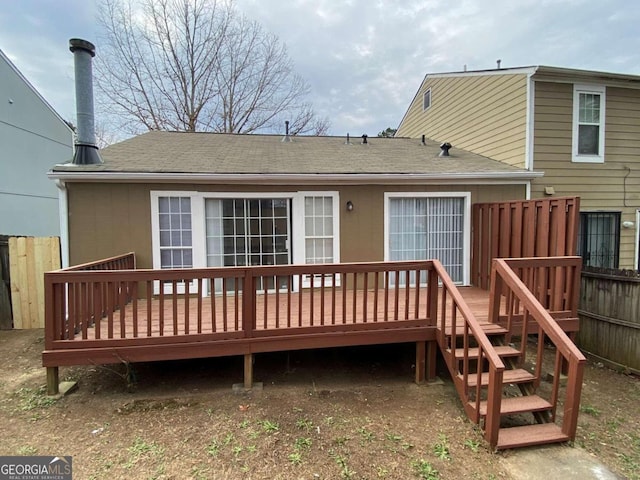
52;131;530;177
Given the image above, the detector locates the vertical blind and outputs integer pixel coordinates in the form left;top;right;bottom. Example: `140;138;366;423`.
389;197;464;283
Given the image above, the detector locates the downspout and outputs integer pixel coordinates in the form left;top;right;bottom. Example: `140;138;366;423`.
55;179;69;268
524;69;537;199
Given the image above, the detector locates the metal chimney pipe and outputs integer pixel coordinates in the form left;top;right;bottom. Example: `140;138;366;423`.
281;119;292;142
69;38;102;165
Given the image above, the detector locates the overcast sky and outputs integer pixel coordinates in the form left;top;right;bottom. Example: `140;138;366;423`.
1;0;640;140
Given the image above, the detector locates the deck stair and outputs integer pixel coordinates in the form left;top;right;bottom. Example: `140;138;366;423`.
438;322;570;450
434;256;585;450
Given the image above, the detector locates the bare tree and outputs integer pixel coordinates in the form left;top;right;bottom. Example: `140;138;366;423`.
96;0;329;135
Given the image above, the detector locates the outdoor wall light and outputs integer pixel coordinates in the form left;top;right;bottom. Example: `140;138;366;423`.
346;201;354;212
622;221;635;229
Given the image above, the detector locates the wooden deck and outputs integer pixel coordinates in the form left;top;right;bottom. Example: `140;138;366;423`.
45;259;443;368
44;254;580;366
43;252;585;450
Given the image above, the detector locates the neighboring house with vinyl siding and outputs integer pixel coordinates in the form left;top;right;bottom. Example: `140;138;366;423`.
396;66;640;270
0;49;74;236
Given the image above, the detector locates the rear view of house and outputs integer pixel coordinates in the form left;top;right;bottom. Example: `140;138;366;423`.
397;65;640;270
42;40;588;451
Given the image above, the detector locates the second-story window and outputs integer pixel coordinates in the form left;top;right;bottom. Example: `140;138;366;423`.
572;84;605;163
423;88;432;111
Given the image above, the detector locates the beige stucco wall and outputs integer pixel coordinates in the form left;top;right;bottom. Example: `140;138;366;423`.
67;182;526;268
396;74;528;167
532;81;640;269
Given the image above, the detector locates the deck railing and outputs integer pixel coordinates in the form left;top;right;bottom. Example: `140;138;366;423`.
431;261;506;446
45;258;437;348
497;256;582;336
48;253;137;340
488;257;586;443
63;252;136;271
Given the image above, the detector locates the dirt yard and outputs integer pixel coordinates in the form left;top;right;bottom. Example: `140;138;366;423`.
0;330;638;479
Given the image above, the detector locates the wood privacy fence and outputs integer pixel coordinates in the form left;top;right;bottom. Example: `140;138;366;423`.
578;267;640;374
8;237;61;329
472;197;580;290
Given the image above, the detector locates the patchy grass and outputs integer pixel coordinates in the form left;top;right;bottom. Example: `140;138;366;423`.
14;386;57;412
433;433;451;461
0;331;637;479
124;437;164;470
412;459;440;479
580;404;601;417
16;445;38;455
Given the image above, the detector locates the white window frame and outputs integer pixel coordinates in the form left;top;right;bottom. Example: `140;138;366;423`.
383;192;471;286
151;190;340;294
423;87;432;111
150;191;204;294
572;84;606;163
293;191;341;288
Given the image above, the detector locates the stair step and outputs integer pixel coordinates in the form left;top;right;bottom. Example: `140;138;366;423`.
459;369;535;388
474;395;553;416
496;423;569;450
449;345;520;360
443;324;509;336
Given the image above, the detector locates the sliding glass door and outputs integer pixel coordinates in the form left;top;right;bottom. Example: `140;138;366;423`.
205;198;291;292
388;196;466;284
151;190;341;294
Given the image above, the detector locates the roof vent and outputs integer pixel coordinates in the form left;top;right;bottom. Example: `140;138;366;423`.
421;134;426;146
345;133;351;145
281;120;292;142
439;142;452;157
496;59;502;69
69;38;102;165
361;134;368;145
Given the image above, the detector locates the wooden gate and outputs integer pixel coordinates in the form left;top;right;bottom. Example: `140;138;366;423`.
9;237;61;329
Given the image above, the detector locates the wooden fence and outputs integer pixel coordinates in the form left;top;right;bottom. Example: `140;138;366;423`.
578;267;640;374
9;237;61;329
471;197;580;290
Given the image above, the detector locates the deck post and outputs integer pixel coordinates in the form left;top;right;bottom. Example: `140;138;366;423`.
426;340;437;381
244;354;253;389
46;367;59;395
415;341;426;384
